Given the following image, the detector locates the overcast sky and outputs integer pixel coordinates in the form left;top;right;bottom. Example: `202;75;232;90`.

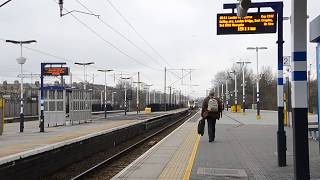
0;0;320;97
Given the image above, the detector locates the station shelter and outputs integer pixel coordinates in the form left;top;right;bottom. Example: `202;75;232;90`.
67;88;92;125
39;86;92;127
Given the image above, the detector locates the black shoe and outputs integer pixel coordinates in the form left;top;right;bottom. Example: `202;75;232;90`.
209;139;214;142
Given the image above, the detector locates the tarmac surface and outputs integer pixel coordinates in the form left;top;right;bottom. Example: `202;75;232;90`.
113;109;320;180
191;110;319;180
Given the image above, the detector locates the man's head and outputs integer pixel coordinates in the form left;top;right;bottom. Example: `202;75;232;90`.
209;89;215;97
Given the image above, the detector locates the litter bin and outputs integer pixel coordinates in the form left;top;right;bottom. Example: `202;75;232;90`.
144;107;151;114
231;105;236;112
231;105;241;113
0;98;4;135
237;105;241;112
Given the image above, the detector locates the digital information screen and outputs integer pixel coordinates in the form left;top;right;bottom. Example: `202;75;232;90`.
217;12;277;35
43;67;69;76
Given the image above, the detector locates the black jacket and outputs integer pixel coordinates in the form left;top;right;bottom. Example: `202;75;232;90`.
201;96;222;120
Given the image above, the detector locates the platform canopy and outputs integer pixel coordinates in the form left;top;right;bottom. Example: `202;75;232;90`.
310;15;320;43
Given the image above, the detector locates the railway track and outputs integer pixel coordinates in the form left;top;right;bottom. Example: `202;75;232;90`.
70;110;196;180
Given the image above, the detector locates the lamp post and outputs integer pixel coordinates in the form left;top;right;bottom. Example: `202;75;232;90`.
230;71;237;112
133;80;142;114
75;62;94;118
112;92;117;107
144;84;153;106
225;79;229;111
236;61;251;113
247;47;267;118
74;62;95;90
121;77;131;115
217;82;220;98
221;83;224;104
6;40;37;133
98;69;113;119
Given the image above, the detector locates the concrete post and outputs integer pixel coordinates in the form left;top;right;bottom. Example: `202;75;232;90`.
242;66;246;112
104;71;107;119
221;84;224;105
291;0;310;178
217;84;220;98
226;79;229;111
256;48;260;119
137;72;140;114
235;74;238;112
0;98;4;135
164;67;167;111
124;80;127;115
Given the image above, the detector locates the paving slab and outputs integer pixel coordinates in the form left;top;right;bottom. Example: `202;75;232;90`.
112;112;201;180
190;110;320;180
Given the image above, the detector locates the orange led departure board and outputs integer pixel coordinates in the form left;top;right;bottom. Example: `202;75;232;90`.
43;67;69;76
217;12;277;35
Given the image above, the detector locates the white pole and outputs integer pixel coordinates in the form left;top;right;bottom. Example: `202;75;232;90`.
83;65;86;90
101;91;103;108
164;67;167;111
19;42;25;133
235;74;238;112
137;72;140;113
20;63;24;120
226;79;229;111
291;0;309;178
148;88;151;105
243;65;246;112
222;84;224;101
112;92;114;106
124;80;127;115
104;71;107;119
146;89;148;105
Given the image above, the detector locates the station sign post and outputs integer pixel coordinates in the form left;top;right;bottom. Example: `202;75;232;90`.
220;2;287;168
39;63;69;132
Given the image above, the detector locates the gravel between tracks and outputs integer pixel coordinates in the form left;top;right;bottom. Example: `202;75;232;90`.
43;110;196;180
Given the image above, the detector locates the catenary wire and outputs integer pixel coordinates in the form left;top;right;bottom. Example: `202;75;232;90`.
75;0;164;68
53;0;161;72
105;0;177;70
104;2;185;92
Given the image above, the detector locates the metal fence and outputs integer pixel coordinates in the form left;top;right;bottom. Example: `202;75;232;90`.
1;90;39;118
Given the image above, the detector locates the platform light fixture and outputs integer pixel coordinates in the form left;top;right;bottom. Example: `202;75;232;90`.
6;39;37;133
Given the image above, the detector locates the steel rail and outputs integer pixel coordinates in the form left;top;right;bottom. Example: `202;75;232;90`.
71;111;192;180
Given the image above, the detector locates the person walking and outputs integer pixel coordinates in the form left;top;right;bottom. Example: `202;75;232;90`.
201;89;222;142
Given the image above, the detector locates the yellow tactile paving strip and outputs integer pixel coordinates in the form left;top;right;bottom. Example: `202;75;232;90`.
0;120;135;158
158;124;199;180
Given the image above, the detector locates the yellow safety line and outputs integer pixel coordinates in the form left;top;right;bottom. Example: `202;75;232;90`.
183;134;200;180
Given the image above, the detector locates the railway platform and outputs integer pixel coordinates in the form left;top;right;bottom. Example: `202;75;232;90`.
112;110;320;180
0;109;186;163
